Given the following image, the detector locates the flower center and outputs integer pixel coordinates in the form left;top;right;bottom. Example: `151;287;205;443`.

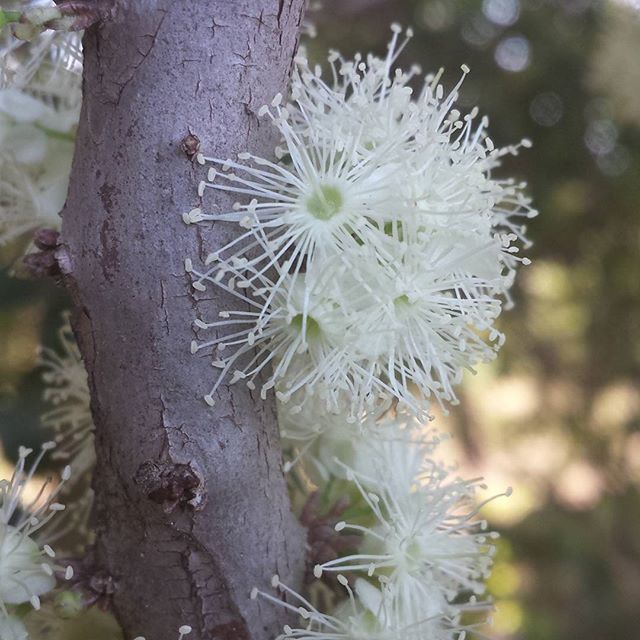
290;313;321;341
394;294;411;308
307;185;343;221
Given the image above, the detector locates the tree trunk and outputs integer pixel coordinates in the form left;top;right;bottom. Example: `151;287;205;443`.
59;2;307;638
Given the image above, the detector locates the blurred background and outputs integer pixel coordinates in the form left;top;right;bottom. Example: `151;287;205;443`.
1;1;639;639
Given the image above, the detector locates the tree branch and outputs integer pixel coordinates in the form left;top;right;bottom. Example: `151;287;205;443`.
60;2;307;638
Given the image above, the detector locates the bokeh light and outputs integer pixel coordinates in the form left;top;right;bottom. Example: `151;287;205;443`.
483;0;521;27
529;92;564;127
494;35;531;72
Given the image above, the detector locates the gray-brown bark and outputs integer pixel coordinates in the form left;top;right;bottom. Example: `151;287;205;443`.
59;2;307;638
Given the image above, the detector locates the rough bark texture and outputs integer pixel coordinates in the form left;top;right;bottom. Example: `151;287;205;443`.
60;2;307;639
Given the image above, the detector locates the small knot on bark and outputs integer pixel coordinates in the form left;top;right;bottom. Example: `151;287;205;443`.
22;228;63;279
61;551;117;611
181;132;201;160
135;460;207;513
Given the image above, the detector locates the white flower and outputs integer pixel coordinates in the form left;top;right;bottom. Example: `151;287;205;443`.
40;314;94;483
189;260;366;414
0;615;28;640
279;399;436;485
1;30;82;109
252;574;463;640
0;31;81;251
312;438;507;618
0;443;73;616
260;407;503;639
187;26;534;417
187;109;402;296
332;243;506;415
191;234;509;419
39;315;94;547
290;24;535;263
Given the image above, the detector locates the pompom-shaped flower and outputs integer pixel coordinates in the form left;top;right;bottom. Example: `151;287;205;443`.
40;314;93;483
191;234;511;419
328;242;506;415
311;431;508;620
265;405;503;639
0;442;73;617
189;257;374;415
187;25;535;418
253;573;475;640
187;112;401;294
0;31;81;253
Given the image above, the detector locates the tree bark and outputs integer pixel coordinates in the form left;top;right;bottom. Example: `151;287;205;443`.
60;2;307;639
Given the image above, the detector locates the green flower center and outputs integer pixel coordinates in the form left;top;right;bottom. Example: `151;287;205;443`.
393;294;416;321
307;185;343;221
290;313;321;341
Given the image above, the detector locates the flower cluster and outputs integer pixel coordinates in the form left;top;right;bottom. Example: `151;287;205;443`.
0;443;73;635
186;24;531;640
268;408;507;639
187;25;535;420
0;28;81;254
40;315;94;485
40;314;94;545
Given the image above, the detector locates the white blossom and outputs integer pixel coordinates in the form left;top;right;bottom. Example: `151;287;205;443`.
0;442;72;617
188;112;402;297
252;574;470;640
40;314;94;483
311;435;508;620
1;29;82;105
267;404;505;640
189;257;376;416
279;399;435;485
0;30;81;251
187;25;534;417
191;235;510;419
